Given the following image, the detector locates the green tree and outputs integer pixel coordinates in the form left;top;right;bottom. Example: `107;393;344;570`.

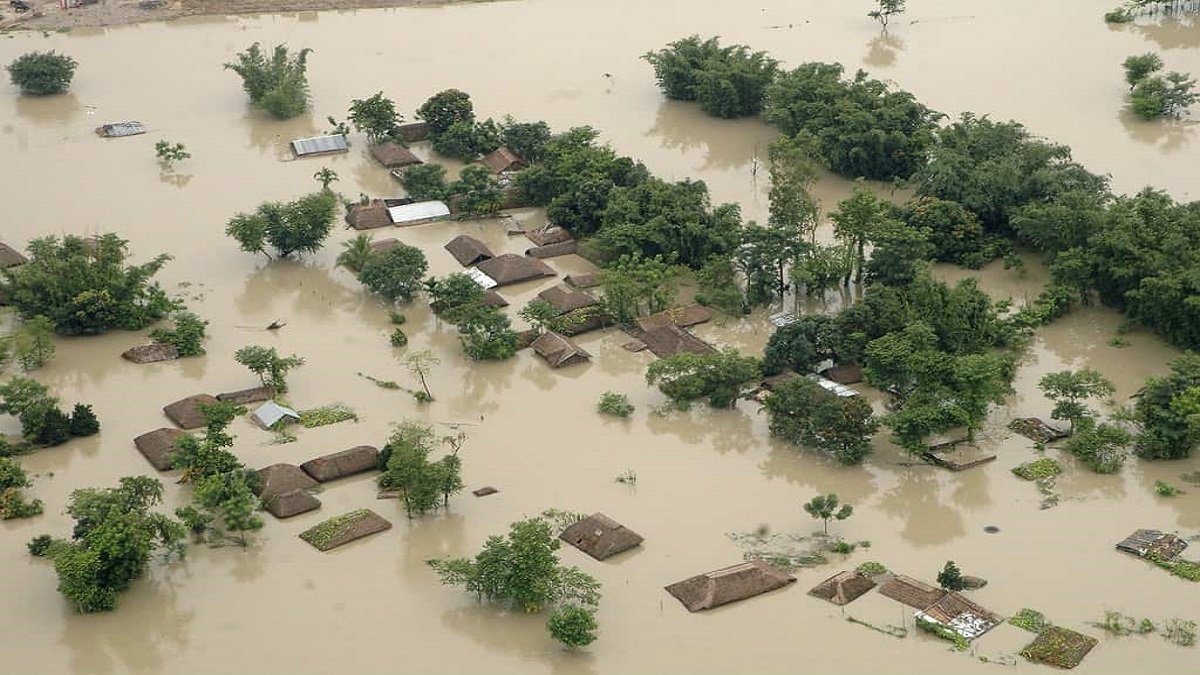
864;220;934;287
233;346;304;393
0;234;175;335
357;243;429;303
378;422;463;517
1038;368;1116;432
456;304;519;361
868;0;906;27
548;605;599;648
803;493;853;535
831;187;891;283
764;376;880;464
334;234;376;274
149;311;208;357
937;560;967;591
6;51;78;96
597;178;742;268
417;89;475;135
902;196;994;268
348;91;403;143
0;376;52;417
0;456;43;520
13;314;56;371
170;401;245;481
426;273;487;322
431;120;482;161
313;167;338;190
404;349;440;403
500;118;552;164
225;190;339;260
762;315;840;376
1123;53;1164;89
694;257;747;315
598;253;678;323
453;165;506;217
645;349;761;409
1134;353;1200;460
1131;70;1198;120
224;43;312;119
1065;417;1131;474
952;353;1012;443
68;403;101;437
397;163;450;201
154;141;190;166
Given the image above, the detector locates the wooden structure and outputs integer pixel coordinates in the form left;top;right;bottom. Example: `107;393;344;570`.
479;146;527;174
808;570;876;606
300;509;392;551
1116;529;1189;560
369;142;422;168
925;443;997;471
627;324;716;358
665;560;795;612
346;202;395;230
559;513;643;561
877;574;946;610
525;226;573;247
564;272;601;289
1009;417;1070;443
255;463;321;519
474;253;556;287
394;121;430;143
916;591;1003;640
444;235;495;266
122;343;179;364
301;445;380;482
133;428;185;471
163;394;220;430
538;284;599;314
531;331;592;368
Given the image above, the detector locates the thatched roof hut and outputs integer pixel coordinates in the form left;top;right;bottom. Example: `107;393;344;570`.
299;508;392;551
877;574;947;610
1020;626;1098;669
808;570;876;605
538;284;600;315
133;428;185;471
559;513;643;560
917;591;1002;640
255;463;319;516
531;331;592;368
0;242;27;269
163;394;220;430
564;272;601;289
370;238;402;254
264;489;322;519
346;202;394;230
515;328;540;350
479;146;527;174
526;241;579;259
665;560;795;612
631;324;716;358
636;304;713;331
122;343;179;364
301;445;380;483
1116;529;1188;560
395;121;430;143
474;254;556;287
444;235;495;266
482;290;509;309
821;363;864;385
217;386;275;405
369;142;422;168
525;226;573;247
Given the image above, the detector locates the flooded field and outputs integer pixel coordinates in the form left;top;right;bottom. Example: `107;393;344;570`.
1;1;1198;674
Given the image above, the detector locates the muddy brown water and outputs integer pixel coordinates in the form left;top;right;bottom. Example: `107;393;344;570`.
1;2;1199;673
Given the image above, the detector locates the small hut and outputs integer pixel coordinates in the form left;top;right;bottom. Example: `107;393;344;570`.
820;363;864;385
299;508;392;551
482;290;509;308
255;463;321;518
538;284;600;315
526;241;579;259
133;428;185;471
917;591;1003;641
632;324;716;358
122;343;179;364
369;142;422;168
808;570;877;606
387;200;450;226
251;401;300;429
444;235;495;266
636;304;713;331
346;202;395;230
0;242;27;269
877;574;947;610
474;254;556;287
265;489;322;519
300;445;380;483
665;560;795;612
564;272;601;289
95;121;145;138
394;121;430;143
370;238;402;254
1116;529;1188;560
559;513;643;561
515;328;540;350
479;146;527;174
531;332;592;368
163;394;220;430
217;386;275;405
525;226;573;247
290;134;349;158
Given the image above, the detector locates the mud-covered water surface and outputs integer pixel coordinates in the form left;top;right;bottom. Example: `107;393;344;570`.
1;1;1199;673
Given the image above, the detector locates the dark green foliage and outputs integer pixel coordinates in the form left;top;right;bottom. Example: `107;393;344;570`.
1124;53;1164;90
764;376;879;465
377;422;463;517
397;163;450;201
170;403;261;545
902;196;1001;268
830;187;892;284
548;605;599;648
597;392;634;417
427;273;488;323
864;220;934;287
1134;353;1200;460
432;120;484;161
500;118;552;164
225;190;339;259
694;257;747;315
28;534;54;556
13;314;56;371
416;89;475;135
149;311;208;357
6;50;77;96
0;456;43;520
1122;54;1197;120
937;561;967;591
335;235;375;274
598;253;678;324
456;304;518;361
596;178;742;268
68;403;100;437
1066;418;1131;474
643;35;779;118
645;349;761;409
803;493;853;534
0;234;175;335
762;315;841;376
233;346;304;393
390;328;408;347
224;43;312;119
453;165;506;217
357;242;428;303
348;91;403;143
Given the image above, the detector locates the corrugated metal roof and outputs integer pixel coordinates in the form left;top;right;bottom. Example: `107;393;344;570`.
768;311;797;327
252;401;301;428
809;374;858;397
463;266;498;289
290;134;349;157
387;200;450;224
97;121;146;137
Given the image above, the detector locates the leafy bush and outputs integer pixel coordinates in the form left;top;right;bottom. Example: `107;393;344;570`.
150;311;208;356
1009;608;1051;633
357;243;428;303
397;164;451;201
6;51;78;95
937;560;967;591
224;43;312;119
855;561;888;577
68;403;100;437
1155;480;1184;497
0;487;43;520
597;392;634;417
390;328;408;347
27;534;54;556
1012;458;1062;481
548;604;598;648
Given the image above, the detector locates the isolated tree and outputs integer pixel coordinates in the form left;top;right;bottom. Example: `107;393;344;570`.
456;304;519;361
548;605;599;648
1123;53;1164;90
1131;70;1198;120
348;91;403;143
378;422;462;517
868;0;906;27
225;190;339;259
69;403;100;437
0;233;175;335
397;163;450;201
803;493;853;535
149;311;208;357
453;165;506;217
1066;417;1131;474
1038;368;1116;432
357;243;428;303
645;349;761;409
404;349;440;403
764;376;879;465
334;234;376;274
6;51;78;96
313;167;338;190
937;561;967;591
233;345;304;393
224;43;312;119
417;89;475;135
13;314;56;371
170;401;245;482
154;141;190;167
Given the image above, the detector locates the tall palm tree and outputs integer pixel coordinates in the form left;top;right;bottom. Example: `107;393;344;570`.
335;234;374;274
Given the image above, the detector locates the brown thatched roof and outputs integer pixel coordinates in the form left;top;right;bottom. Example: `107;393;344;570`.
133;428;185;471
265;488;322;518
122;343;179;364
559;513;643;560
564;272;601;289
559;307;610;336
531;331;592;368
0;242;27;269
301;445;380;483
538;284;600;315
216;386;275;405
395;121;430;143
515;328;540;350
526;241;578;259
636;304;713;331
630;324;716;358
299;508;392;551
474;254;556;287
256;463;319;500
1021;626;1098;669
666;560;795;612
808;570;876;605
919;591;1002;639
525;226;573;247
370;238;402;254
444;235;495;266
479;146;527;174
369;142;422;168
346;202;394;230
163;394;220;430
877;574;946;610
1116;529;1188;559
821;363;863;385
482;290;509;308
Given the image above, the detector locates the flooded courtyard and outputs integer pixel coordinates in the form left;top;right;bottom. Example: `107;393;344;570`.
1;1;1198;673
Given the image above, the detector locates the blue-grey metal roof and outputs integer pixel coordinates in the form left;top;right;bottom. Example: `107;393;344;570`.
290;134;349;157
252;401;301;428
98;121;146;137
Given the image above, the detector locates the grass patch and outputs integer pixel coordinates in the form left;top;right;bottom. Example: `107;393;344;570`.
855;561;888;576
1009;608;1051;633
1155;480;1184;497
1149;554;1200;581
1012;458;1062;481
1163;618;1196;647
271;429;297;444
1093;611;1156;635
1020;626;1098;669
299;404;357;429
597;391;634;417
357;372;401;390
298;508;386;551
828;540;856;554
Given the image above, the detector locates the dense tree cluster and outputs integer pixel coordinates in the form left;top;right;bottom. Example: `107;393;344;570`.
224;43;312;119
376;422;463;518
642;35;779;118
171;402;263;546
416;89;502;161
0;456;44;520
6;50;77;96
0;377;100;447
764;376;880;465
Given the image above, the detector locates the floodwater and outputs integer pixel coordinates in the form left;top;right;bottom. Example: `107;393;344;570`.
1;1;1198;673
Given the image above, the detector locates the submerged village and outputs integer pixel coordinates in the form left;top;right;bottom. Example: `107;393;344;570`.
1;2;1200;674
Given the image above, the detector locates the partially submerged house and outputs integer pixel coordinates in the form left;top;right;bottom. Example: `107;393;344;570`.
559;513;644;560
538;284;600;315
564;272;601;289
299;508;392;551
163;394;220;430
474;253;556;287
526;240;578;259
462;266;499;290
531;331;592;368
301;445;380;483
877;574;947;610
1116;529;1188;560
345;201;396;230
394;121;430;143
369;142;422;169
133;428;185;471
444;235;494;266
95;121;145;138
925;442;997;471
479;146;527;174
370;238;402;254
256;463;321;518
251;401;301;429
1020;626;1098;669
0;242;28;269
635;304;713;332
122;343;179;364
808;570;877;606
387;200;451;226
216;386;275;405
629;324;716;358
665;560;795;612
916;591;1003;641
525;226;573;247
290;134;349;158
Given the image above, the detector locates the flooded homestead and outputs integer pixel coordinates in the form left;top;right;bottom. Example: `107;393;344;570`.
1;1;1199;674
